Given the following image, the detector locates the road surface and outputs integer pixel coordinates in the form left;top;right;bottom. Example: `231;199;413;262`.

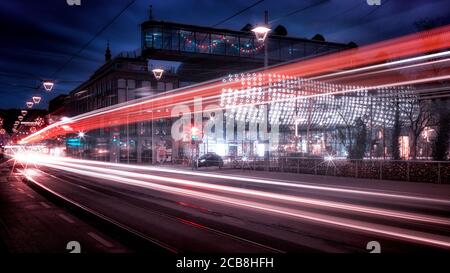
14;156;450;253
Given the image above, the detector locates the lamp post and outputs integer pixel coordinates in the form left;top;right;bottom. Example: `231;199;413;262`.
252;11;271;162
251;10;270;69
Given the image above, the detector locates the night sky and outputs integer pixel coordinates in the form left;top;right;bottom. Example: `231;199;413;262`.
0;0;449;109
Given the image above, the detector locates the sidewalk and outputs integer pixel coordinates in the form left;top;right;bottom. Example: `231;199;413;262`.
0;160;130;253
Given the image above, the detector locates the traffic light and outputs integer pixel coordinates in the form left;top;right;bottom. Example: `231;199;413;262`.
191;127;200;141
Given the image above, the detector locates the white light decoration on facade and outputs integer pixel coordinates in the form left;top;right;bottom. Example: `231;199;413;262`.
32;96;42;104
35;117;45;127
26;101;34;108
221;73;415;129
152;68;164;80
43;81;54;91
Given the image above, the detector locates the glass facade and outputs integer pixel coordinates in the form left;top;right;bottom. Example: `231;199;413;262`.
142;23;346;61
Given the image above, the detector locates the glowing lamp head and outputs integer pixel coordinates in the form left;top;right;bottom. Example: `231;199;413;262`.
78;131;85;138
251;25;271;42
21;110;27;116
32;96;42;104
152;68;164;80
43;81;54;91
18;116;23;121
26;101;34;108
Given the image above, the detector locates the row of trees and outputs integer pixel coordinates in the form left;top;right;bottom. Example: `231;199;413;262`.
337;97;449;161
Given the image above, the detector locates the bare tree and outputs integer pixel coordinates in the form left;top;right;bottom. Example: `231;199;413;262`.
415;18;450;160
398;96;433;159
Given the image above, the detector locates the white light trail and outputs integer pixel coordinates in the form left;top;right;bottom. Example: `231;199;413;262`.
22;163;450;249
40;158;450;226
33;156;450;205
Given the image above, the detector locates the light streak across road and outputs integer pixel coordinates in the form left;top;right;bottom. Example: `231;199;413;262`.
14;153;450;250
18;24;450;144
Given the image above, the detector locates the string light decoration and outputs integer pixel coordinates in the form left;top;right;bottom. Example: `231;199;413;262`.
35;117;45;127
26;101;34;108
180;32;265;54
18;116;23;121
21;110;27;116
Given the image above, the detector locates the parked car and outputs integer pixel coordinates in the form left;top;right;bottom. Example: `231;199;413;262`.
197;153;224;168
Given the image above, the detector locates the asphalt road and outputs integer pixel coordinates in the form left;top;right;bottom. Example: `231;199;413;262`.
16;156;450;253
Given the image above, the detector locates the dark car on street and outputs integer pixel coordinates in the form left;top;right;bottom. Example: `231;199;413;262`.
196;153;224;168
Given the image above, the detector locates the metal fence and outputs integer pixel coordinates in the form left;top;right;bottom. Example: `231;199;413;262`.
216;156;450;184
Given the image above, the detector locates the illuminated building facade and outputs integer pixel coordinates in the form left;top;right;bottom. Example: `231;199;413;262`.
56;20;366;163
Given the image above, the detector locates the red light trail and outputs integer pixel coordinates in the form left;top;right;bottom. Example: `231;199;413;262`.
19;25;450;144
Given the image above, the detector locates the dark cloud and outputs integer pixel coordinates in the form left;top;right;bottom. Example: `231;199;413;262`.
0;0;449;109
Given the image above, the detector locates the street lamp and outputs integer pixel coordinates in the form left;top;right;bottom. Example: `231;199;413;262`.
152;68;164;80
32;96;42;104
43;80;54;91
251;25;271;42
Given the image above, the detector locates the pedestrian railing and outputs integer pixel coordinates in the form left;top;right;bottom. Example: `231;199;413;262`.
219;156;450;184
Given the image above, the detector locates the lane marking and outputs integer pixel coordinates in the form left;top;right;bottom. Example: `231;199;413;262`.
87;232;114;248
40;202;51;209
59;213;75;224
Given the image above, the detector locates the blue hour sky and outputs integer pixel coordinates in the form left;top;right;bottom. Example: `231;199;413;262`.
0;0;449;109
